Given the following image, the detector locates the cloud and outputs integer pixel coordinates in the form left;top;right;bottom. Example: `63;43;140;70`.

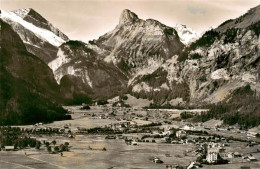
187;5;206;15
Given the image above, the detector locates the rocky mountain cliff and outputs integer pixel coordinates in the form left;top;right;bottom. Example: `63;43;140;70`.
0;19;68;125
48;9;185;99
180;5;260;103
95;9;184;77
49;40;128;100
116;7;260;107
0;8;68;63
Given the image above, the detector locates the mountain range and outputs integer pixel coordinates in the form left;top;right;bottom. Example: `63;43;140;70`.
0;5;259;126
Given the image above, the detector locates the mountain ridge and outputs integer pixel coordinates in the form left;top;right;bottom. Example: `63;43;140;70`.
0;9;69;63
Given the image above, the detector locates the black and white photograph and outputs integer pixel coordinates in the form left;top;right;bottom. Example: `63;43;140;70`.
0;0;260;168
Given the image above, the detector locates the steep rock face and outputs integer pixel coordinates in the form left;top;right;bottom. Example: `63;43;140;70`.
129;66;190;105
176;14;260;126
0;19;68;125
173;6;260;106
49;9;184;100
0;9;68;63
94;9;184;77
49;41;128;99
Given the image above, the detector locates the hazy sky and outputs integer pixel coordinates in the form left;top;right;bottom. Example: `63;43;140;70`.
1;0;260;42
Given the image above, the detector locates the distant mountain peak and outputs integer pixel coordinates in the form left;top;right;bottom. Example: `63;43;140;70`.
174;24;199;45
119;9;139;25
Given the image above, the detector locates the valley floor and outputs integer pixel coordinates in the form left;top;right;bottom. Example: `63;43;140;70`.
1;105;260;169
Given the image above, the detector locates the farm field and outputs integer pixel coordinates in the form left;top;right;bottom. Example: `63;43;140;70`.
0;136;196;169
1;137;259;169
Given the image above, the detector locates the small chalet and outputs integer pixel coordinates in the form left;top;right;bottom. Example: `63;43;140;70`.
4;146;15;151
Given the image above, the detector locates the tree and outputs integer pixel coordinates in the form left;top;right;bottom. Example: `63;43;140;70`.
36;141;41;149
64;145;69;151
180;112;194;119
121;95;128;100
52;140;56;146
47;146;51;152
97;100;108;105
54;146;59;152
215;154;229;164
59;144;65;151
45;142;50;147
64;142;69;146
29;139;36;147
14;143;18;150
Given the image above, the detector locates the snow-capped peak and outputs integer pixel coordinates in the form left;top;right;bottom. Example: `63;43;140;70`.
0;10;66;47
174;24;199;45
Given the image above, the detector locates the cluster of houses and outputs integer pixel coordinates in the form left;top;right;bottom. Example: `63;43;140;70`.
206;146;258;164
90;114;108;119
105;122;131;131
102;122;259;167
194;139;258;164
147;124;259;165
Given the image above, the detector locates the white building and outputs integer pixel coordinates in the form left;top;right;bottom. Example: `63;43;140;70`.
226;152;234;158
181;124;194;131
176;130;186;138
4;146;14;151
206;148;219;163
131;141;137;145
246;155;257;161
